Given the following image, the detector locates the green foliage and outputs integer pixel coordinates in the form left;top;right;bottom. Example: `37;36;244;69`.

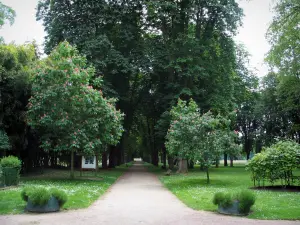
213;190;255;214
27;187;51;206
212;192;232;208
21;187;67;207
236;190;256;214
0;43;37;156
263;0;300;144
166;98;240;179
27;41;124;160
36;0;245;164
266;0;300;76
0;129;10;151
21;186;33;202
246;140;300;186
0;156;21;168
0;2;16;28
50;188;68;207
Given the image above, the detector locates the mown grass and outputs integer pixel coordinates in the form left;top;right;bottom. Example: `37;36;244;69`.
145;162;300;220
0;163;132;215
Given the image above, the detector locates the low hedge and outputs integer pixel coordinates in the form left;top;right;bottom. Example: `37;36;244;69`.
246;140;300;187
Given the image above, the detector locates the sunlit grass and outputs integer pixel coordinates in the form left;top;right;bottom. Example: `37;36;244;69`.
145;162;300;220
0;163;131;214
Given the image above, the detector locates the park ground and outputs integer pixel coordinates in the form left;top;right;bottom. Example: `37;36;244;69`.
146;161;300;220
0;161;299;225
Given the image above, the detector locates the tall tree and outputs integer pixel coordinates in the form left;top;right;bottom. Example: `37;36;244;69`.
265;0;300;143
27;42;124;178
0;43;36;157
37;0;147;166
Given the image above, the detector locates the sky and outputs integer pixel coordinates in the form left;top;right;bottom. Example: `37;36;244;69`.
0;0;275;77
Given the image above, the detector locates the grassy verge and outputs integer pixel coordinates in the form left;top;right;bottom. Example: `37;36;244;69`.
145;163;300;220
0;163;131;215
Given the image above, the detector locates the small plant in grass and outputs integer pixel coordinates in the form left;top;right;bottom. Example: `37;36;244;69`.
213;192;233;208
213;190;256;215
21;187;33;202
50;188;68;207
28;187;51;206
21;187;67;207
236;190;256;214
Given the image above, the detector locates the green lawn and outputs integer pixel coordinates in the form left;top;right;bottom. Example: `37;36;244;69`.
145;162;300;220
0;163;131;215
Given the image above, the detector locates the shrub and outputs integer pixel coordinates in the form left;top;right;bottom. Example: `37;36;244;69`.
246;140;300;187
236;190;256;214
21;187;68;207
213;190;256;214
212;192;232;208
50;188;68;207
0;156;21;168
21;187;33;202
28;187;51;206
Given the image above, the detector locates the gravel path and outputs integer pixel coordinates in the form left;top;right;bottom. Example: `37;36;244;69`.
1;162;299;225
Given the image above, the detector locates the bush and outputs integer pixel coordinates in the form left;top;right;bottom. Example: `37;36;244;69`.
21;187;33;202
212;192;232;208
246;140;300;187
50;188;68;207
29;187;51;206
236;190;256;214
0;156;21;168
21;187;68;207
213;190;256;214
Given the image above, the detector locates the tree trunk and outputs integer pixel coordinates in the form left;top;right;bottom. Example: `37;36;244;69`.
246;151;250;160
188;160;194;169
168;156;174;170
215;158;219;168
108;146;116;168
116;142;124;166
102;151;108;169
206;167;210;184
177;158;188;173
95;154;99;173
230;156;234;167
224;153;228;166
70;149;75;179
151;149;159;166
162;145;167;169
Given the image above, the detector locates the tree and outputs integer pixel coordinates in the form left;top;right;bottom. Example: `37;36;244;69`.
36;0;246;167
0;43;36;157
37;0;147;166
264;0;300;143
27;42;124;178
266;0;300;77
166;99;240;182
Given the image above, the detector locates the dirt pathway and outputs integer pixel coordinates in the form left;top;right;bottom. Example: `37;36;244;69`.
1;162;299;225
